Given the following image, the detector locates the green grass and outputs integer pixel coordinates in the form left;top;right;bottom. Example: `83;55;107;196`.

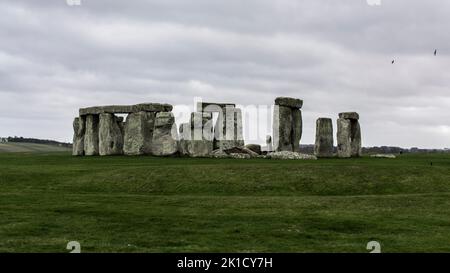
0;143;71;153
0;152;450;252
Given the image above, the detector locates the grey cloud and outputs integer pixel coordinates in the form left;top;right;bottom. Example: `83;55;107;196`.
0;0;449;148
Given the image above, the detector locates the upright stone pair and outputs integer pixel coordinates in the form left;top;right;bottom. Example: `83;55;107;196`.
273;97;303;152
197;102;244;151
337;112;362;158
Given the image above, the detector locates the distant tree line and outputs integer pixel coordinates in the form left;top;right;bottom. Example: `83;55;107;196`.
6;136;72;148
299;144;449;155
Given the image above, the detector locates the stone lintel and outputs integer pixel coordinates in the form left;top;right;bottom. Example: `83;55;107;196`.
338;112;359;120
197;102;236;112
79;103;173;116
275;97;303;109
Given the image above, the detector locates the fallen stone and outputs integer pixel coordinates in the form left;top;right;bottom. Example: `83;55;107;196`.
99;113;124;155
123;111;155;155
314;118;334;158
229;153;251;159
72;116;85;156
275;97;303;109
245;144;262;155
151;112;179;156
211;149;229;158
224;146;259;158
339;112;359;120
371;154;396;159
266;151;317;160
84;114;100;156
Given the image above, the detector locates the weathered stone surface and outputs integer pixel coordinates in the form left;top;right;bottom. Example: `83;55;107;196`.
371;154;396;158
314;118;334;158
350;120;362;157
99;113;124;155
80;103;172;116
84;114;99;156
123;111;155;155
211;149;229;158
197;102;235;112
234;108;245;147
151;112;178;156
337;118;352;158
292;108;302;151
266;135;273;152
202;112;214;141
245;144;262;155
133;103;173;113
339;112;359;120
224;146;258;158
72;116;85;156
273;105;293;152
266;151;317;160
275;97;303;109
229;153;251;159
178;122;191;156
337;114;362;158
214;106;244;150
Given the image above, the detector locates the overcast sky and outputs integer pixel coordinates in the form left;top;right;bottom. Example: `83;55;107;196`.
0;0;449;148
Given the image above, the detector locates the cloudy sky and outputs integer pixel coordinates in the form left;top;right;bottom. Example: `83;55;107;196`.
0;0;449;148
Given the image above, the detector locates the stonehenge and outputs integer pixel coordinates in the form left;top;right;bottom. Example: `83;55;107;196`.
72;99;363;159
273;97;303;152
314;118;334;158
337;112;362;158
73;103;178;156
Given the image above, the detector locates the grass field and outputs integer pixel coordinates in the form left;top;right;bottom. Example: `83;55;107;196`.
0;152;450;253
0;143;71;153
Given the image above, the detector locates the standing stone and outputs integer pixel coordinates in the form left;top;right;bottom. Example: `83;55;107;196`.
180;112;214;157
337;118;352;158
84;114;99;156
291;108;302;152
179;122;191;156
314;118;334;158
72;116;85;156
202;112;214;142
151;112;178;156
351;120;362;157
214;106;244;150
99;113;124;155
266;135;273;152
273;97;303;152
337;112;362;158
274;105;293;151
123;111;155;155
234;108;245;147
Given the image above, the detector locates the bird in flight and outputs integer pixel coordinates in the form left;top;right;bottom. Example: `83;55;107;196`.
434;49;437;56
